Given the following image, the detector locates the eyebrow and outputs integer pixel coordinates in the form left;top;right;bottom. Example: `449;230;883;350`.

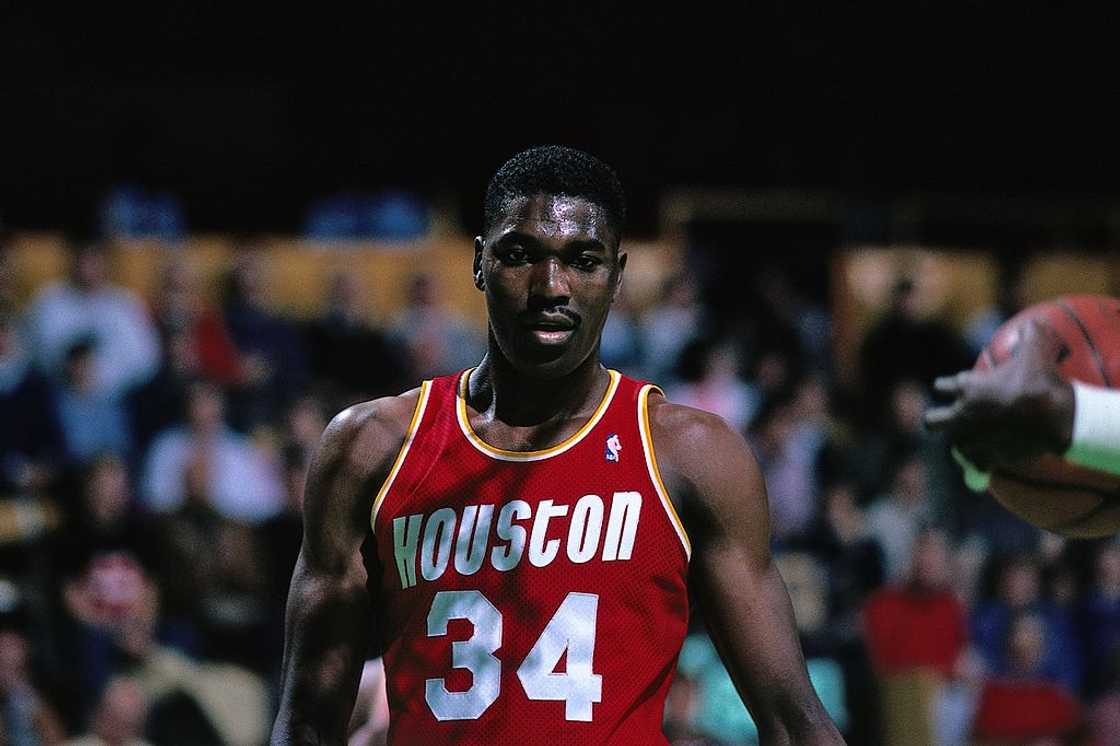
494;231;609;253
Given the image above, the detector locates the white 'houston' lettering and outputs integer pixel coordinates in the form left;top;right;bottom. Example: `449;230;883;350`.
602;491;642;561
567;494;605;563
393;513;423;589
454;504;494;576
529;500;569;567
421;508;457;581
491;500;530;571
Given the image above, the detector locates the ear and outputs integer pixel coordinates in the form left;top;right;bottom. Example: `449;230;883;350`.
473;236;485;291
611;250;627;303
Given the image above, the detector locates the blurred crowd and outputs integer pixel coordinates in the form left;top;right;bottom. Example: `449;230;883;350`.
1;235;1118;746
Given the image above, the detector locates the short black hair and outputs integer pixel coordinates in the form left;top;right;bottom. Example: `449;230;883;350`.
483;145;626;239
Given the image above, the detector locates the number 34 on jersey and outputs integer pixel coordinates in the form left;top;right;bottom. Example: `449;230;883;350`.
426;590;602;722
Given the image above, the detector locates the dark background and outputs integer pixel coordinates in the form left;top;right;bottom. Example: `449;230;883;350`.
1;2;1117;237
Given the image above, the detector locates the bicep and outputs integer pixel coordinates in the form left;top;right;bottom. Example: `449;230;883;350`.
299;410;379;574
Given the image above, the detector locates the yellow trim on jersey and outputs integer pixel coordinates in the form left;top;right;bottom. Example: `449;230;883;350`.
639;384;692;560
456;368;622;462
370;380;432;528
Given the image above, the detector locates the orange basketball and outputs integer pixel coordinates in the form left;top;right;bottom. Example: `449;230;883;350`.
977;294;1120;538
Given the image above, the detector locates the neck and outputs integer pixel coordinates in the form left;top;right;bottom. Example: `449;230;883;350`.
468;343;608;428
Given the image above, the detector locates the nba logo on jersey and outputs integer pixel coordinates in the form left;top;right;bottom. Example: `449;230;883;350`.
605;433;621;462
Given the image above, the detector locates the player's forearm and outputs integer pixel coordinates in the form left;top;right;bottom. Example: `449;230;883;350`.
697;561;846;745
272;562;371;746
756;699;846;746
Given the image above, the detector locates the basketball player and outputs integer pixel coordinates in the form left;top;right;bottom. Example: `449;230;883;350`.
272;147;844;744
926;319;1120;487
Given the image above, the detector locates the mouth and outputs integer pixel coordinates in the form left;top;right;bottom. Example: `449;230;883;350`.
522;314;578;344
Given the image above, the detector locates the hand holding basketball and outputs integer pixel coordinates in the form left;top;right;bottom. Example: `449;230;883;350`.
927;295;1120;538
925;319;1074;469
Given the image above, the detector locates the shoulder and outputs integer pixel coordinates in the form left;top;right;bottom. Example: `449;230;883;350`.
299;387;426;561
314;386;425;482
645;391;763;494
644;392;770;550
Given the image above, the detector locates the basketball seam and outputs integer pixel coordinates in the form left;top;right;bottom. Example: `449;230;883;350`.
992;468;1120;531
1049;499;1119;534
1055;299;1112;387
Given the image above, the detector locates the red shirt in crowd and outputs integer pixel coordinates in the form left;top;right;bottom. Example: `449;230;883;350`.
972;678;1081;742
863;585;968;677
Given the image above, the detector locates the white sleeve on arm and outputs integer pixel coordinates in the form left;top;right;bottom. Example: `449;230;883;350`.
1065;381;1120;477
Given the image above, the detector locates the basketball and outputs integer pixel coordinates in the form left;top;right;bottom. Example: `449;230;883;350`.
977;295;1120;538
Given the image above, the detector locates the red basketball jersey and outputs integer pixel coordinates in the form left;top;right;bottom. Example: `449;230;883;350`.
369;368;691;744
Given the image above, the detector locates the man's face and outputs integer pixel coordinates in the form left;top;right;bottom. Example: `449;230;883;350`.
475;194;625;378
74;249;108;291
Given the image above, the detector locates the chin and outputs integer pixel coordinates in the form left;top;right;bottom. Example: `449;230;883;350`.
504;342;592;380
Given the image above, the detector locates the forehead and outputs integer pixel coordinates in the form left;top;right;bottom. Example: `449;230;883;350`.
489;194;616;246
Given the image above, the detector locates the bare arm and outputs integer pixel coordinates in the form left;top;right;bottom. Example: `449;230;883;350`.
272;394;417;745
650;397;844;745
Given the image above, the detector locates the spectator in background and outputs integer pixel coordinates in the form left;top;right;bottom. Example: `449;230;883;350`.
260;444;307;669
864;528;968;681
641;273;702;386
389;273;482;378
669;338;759;433
1;583;67;745
849;380;936;504
598;286;644;376
1088;662;1120;746
753;267;832;375
858;276;971;422
151;259;246;388
221;250;308;429
284;395;328;461
973;554;1082;694
748;394;819;542
128;329;206;456
1081;542;1120;697
346;659;392;746
60;557;268;745
54;338;132;464
660;670;709;744
863;529;977;745
0;303;64;492
866;447;933;582
305;271;408;404
132;259;263;453
811;482;886;637
804;481;885;746
971;613;1082;745
141;381;282;523
55;454;157;581
65;676;151;746
24;242;160;397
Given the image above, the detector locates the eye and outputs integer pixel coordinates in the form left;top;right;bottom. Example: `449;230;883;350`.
499;246;528;265
571;254;602;271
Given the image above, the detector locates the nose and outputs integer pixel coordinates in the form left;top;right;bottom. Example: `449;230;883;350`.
529;256;570;305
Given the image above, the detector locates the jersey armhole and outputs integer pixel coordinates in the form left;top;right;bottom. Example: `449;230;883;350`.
370;380;433;531
638;384;692;561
